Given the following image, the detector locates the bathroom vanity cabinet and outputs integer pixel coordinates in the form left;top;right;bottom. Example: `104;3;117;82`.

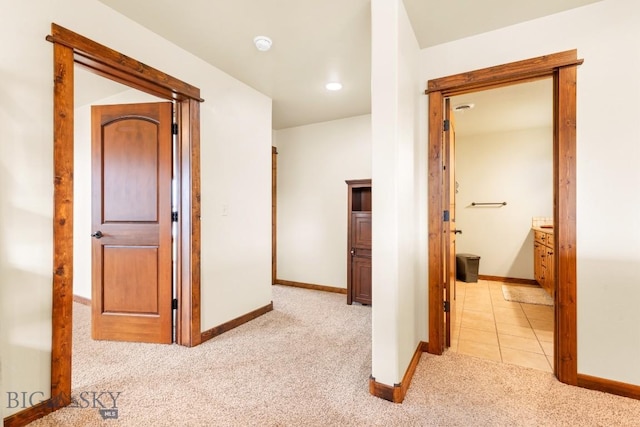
533;228;555;297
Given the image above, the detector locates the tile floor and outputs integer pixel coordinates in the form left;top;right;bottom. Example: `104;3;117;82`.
449;279;554;372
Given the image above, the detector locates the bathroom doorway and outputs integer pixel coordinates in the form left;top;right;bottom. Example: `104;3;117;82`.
426;50;582;386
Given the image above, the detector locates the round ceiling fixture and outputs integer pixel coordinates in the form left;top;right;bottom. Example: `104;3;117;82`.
453;103;475;112
325;82;343;91
253;36;272;52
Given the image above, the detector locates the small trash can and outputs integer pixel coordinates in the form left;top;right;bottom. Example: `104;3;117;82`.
456;253;481;283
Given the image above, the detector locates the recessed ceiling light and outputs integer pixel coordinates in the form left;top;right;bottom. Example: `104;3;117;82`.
253;36;272;52
453;103;475;112
325;82;343;91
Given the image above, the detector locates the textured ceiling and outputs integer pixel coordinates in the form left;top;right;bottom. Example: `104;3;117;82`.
94;0;600;130
402;0;601;48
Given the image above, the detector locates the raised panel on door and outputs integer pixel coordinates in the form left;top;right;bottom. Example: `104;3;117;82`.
102;246;159;314
91;102;173;344
351;212;372;249
352;254;372;305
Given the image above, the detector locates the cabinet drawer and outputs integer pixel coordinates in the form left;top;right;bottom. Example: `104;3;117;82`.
534;229;554;246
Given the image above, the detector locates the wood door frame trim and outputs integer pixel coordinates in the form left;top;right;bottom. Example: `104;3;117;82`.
272;146;278;284
426;50;581;386
43;23;202;417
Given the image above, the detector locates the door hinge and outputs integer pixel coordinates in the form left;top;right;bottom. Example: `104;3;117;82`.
172;123;178;135
443;119;450;132
172;299;178;310
172;211;178;222
443;210;450;222
444;300;450;312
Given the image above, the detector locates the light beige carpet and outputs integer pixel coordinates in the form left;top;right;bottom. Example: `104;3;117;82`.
28;285;639;426
502;284;554;306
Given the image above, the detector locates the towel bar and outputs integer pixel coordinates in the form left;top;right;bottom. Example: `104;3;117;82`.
471;202;507;206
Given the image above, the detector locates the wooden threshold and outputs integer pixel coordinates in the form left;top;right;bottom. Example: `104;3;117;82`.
275;279;347;295
200;302;274;343
369;341;428;403
478;275;538;286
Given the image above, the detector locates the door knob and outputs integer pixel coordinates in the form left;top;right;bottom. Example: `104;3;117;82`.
452;229;462;234
91;230;104;239
350;248;356;256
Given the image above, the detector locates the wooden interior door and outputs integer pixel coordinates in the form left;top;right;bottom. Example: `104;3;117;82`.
346;180;372;305
91;102;173;344
444;99;458;348
351;212;372;305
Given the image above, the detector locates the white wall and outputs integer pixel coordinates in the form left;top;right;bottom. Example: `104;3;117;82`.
0;4;54;416
371;0;423;386
275;115;371;288
1;0;272;417
420;0;640;385
455;127;553;279
200;77;272;330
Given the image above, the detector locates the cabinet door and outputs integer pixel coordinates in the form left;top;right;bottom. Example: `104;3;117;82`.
346;182;372;306
351;212;372;249
545;246;555;297
534;230;543;244
350;211;372;305
352;252;372;305
534;243;545;285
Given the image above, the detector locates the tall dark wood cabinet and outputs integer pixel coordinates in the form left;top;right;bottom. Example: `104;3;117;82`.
346;179;372;305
